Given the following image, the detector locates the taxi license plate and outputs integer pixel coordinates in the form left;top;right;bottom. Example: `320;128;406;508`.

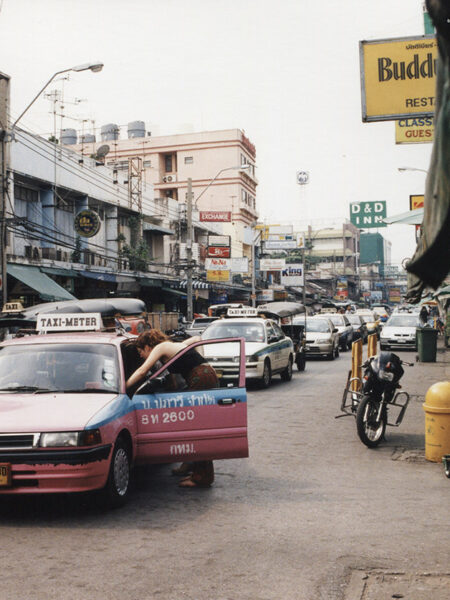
0;463;11;487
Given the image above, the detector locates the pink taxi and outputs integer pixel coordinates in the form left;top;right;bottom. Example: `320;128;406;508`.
0;313;248;506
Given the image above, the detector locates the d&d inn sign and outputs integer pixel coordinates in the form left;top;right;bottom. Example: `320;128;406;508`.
360;35;437;122
74;209;101;238
350;201;386;229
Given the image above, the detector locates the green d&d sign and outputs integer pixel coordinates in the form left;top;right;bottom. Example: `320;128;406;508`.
350;201;387;228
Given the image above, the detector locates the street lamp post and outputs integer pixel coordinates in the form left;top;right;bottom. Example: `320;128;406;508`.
185;164;252;321
0;62;103;305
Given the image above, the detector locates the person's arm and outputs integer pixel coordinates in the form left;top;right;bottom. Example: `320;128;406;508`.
126;343;167;389
182;335;201;347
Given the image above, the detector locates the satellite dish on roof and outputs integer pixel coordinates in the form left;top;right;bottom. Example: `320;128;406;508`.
94;144;110;160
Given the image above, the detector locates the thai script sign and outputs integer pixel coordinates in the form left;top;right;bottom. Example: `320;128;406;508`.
231;257;249;272
264;240;297;250
206;270;230;282
360;35;437;122
350;201;387;228
207;246;230;258
259;259;286;271
74;209;101;238
208;235;230;247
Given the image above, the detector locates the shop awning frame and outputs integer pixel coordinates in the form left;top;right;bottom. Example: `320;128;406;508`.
7;264;76;301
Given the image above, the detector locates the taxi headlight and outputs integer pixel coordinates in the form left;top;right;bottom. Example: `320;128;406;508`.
246;354;258;363
39;429;102;447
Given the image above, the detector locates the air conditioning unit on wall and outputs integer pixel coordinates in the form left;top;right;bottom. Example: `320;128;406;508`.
163;174;177;183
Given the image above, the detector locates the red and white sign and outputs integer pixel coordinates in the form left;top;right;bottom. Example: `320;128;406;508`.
200;211;231;222
207;246;231;258
205;258;231;271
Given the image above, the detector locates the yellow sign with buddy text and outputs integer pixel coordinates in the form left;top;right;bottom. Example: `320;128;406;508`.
360;35;437;122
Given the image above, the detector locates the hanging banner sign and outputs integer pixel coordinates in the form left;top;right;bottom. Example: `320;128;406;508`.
206;270;230;282
207;246;231;258
205;258;231;271
350;201;387;228
395;117;434;144
200;211;231;222
208;235;230;247
231;257;249;273
260;258;286;271
74;209;101;238
360;35;437;122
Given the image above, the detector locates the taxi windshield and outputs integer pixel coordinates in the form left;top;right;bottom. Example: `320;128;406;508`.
306;320;330;333
328;315;344;326
0;343;120;393
202;321;265;342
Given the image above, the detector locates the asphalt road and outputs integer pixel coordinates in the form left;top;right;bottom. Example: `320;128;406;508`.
1;346;449;600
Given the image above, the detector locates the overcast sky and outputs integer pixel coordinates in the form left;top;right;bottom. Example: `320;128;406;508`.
0;0;433;266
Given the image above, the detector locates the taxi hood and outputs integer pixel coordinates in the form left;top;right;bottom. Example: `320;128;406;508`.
202;341;266;357
0;392;118;433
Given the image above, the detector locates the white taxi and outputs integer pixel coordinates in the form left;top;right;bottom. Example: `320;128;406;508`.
201;308;294;388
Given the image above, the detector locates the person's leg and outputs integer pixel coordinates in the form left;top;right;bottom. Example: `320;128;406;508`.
178;461;214;488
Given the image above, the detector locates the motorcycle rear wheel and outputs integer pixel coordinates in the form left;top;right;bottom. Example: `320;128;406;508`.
356;395;386;448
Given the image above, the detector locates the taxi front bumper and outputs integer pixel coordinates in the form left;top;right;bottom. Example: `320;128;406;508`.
209;358;265;381
0;444;112;494
304;341;333;356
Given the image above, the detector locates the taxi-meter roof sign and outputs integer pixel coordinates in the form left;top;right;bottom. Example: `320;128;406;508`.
227;307;258;317
37;313;102;332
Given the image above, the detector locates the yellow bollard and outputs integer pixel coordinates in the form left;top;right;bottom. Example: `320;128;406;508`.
351;338;363;391
423;381;450;462
367;333;377;358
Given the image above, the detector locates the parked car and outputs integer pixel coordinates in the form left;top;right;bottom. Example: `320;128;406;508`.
355;310;381;337
326;313;354;351
0;314;248;505
303;317;340;360
184;317;219;337
380;313;421;350
201;311;294;388
346;314;368;343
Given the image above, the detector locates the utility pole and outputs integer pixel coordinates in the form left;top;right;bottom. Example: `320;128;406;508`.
0;72;10;307
186;177;193;321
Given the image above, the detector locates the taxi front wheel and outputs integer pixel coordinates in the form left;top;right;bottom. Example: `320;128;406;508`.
103;437;131;508
260;360;272;389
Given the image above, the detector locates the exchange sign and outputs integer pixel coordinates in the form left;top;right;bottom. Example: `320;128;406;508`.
360;35;437;122
350;201;387;229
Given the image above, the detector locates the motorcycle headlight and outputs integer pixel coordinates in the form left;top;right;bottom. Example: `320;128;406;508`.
39;429;102;447
379;370;394;382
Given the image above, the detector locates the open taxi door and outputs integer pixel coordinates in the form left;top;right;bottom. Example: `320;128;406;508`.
132;338;248;465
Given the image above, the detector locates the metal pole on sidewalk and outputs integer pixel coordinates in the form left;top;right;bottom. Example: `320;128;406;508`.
186;177;194;322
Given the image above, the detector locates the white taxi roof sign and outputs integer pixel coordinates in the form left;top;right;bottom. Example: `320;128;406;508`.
227;307;258;317
37;312;102;332
2;301;24;313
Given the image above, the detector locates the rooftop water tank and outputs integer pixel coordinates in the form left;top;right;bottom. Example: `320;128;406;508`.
100;123;119;141
60;128;77;145
127;121;146;138
80;133;96;143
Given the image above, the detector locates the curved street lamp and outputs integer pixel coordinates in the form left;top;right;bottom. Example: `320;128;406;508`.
398;166;428;174
12;62;104;130
194;163;252;207
1;62;103;305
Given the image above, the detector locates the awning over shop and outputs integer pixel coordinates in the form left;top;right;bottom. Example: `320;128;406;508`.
143;223;174;236
139;277;163;288
7;264;76;301
40;266;79;278
178;279;210;290
383;208;424;225
80;270;116;283
162;287;187;297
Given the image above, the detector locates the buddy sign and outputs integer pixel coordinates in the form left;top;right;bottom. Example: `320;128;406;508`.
350;201;387;228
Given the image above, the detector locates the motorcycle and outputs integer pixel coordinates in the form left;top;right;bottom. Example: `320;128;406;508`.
338;351;413;448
